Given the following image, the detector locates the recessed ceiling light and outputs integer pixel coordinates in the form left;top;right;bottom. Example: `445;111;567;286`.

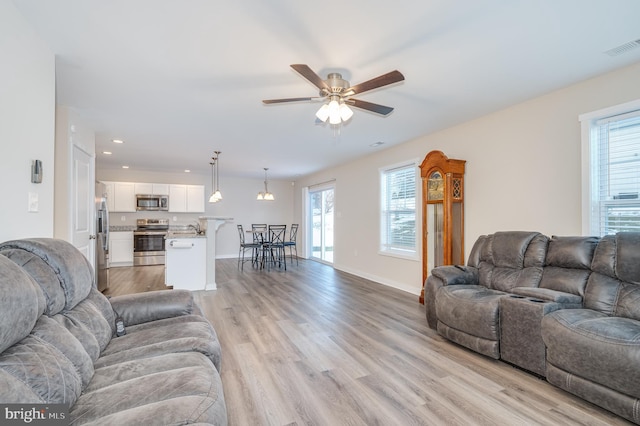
184;169;191;173
102;151;112;155
122;165;129;169
112;139;124;144
369;141;385;147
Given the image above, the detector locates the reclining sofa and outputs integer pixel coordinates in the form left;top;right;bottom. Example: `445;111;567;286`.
425;231;640;424
0;238;227;425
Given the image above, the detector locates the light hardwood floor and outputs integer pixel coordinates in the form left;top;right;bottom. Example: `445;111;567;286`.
107;260;632;425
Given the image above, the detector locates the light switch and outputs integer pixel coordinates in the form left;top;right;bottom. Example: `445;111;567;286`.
28;192;38;212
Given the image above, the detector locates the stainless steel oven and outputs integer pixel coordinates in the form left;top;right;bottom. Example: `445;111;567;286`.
134;218;169;266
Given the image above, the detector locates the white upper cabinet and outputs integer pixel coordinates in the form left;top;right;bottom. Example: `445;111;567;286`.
102;181;203;213
169;184;205;212
152;183;170;195
169;185;187;212
187;185;205;212
110;182;136;212
134;183;170;195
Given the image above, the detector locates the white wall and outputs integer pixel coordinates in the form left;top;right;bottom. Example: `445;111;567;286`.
96;168;294;257
0;1;55;242
294;61;640;296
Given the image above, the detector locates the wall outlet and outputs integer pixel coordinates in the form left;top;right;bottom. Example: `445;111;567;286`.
121;215;126;221
173;216;177;222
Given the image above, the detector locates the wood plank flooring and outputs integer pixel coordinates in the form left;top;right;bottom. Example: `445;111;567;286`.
107;259;632;425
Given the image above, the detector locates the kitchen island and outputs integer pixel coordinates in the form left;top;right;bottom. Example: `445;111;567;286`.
164;216;232;291
165;233;207;291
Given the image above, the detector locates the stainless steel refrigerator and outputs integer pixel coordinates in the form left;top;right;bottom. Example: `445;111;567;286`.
95;182;110;292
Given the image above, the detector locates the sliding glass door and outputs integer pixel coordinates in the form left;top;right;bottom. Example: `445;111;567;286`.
309;187;334;263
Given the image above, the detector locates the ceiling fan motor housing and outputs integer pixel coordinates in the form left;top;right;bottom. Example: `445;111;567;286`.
323;73;349;96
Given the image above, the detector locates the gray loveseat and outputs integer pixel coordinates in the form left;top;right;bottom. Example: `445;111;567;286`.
0;238;227;425
425;231;640;424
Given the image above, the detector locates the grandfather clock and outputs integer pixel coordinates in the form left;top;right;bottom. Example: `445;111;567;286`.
419;150;466;304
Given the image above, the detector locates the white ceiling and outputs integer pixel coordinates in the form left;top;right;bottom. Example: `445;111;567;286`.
12;0;640;180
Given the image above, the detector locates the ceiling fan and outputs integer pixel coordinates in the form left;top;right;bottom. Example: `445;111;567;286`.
263;64;405;125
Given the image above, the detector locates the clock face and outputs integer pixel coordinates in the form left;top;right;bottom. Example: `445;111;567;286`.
427;171;444;201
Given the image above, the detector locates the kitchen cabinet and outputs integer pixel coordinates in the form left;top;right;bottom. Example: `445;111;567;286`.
134;183;169;195
165;237;206;290
109;231;133;267
103;182;136;212
102;181;203;212
103;182;115;212
169;184;205;212
187;185;205;212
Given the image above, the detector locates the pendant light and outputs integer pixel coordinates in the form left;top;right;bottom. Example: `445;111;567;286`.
257;167;274;201
208;151;222;203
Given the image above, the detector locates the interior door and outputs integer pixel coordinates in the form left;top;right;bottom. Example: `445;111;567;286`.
309;186;334;263
72;145;95;268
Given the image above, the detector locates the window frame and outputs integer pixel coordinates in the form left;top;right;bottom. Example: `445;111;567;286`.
580;99;640;235
379;159;420;260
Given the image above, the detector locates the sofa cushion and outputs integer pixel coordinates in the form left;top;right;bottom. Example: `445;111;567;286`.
0;256;45;353
478;232;547;292
585;233;640;320
0;238;93;312
616;232;640;285
96;315;222;372
0;317;86;405
70;352;226;425
53;289;115;362
538;236;598;297
542;308;640;399
545;236;599;269
436;285;506;342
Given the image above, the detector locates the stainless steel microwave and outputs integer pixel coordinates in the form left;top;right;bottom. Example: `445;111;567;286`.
136;194;169;211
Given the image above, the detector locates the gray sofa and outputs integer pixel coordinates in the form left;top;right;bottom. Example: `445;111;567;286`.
0;238;227;425
424;231;640;424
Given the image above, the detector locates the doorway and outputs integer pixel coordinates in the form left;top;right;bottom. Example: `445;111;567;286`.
309;186;334;263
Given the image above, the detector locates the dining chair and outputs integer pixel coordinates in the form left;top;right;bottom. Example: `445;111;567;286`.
237;225;262;270
283;224;298;265
251;223;268;266
266;225;287;270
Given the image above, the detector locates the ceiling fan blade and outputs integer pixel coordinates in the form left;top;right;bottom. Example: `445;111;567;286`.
344;70;405;96
290;64;330;92
263;97;321;104
347;98;394;116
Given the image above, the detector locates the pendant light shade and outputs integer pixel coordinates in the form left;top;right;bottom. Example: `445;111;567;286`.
257;167;274;201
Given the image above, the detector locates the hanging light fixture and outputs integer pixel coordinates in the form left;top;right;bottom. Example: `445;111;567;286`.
257;168;274;201
208;151;222;203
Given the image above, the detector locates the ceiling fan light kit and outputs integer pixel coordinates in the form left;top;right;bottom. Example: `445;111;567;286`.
263;64;404;126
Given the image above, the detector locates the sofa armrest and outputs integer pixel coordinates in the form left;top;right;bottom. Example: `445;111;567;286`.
425;265;479;329
431;265;479;285
511;287;582;306
109;290;199;327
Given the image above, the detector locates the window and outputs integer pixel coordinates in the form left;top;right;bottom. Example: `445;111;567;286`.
581;101;640;236
380;161;418;258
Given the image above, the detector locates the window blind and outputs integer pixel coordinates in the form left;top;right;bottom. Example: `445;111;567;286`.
381;164;416;253
593;110;640;235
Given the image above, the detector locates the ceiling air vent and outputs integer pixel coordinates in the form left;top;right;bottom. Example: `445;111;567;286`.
604;39;640;57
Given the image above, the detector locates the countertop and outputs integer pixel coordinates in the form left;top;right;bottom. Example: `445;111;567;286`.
165;232;207;239
109;226;136;232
